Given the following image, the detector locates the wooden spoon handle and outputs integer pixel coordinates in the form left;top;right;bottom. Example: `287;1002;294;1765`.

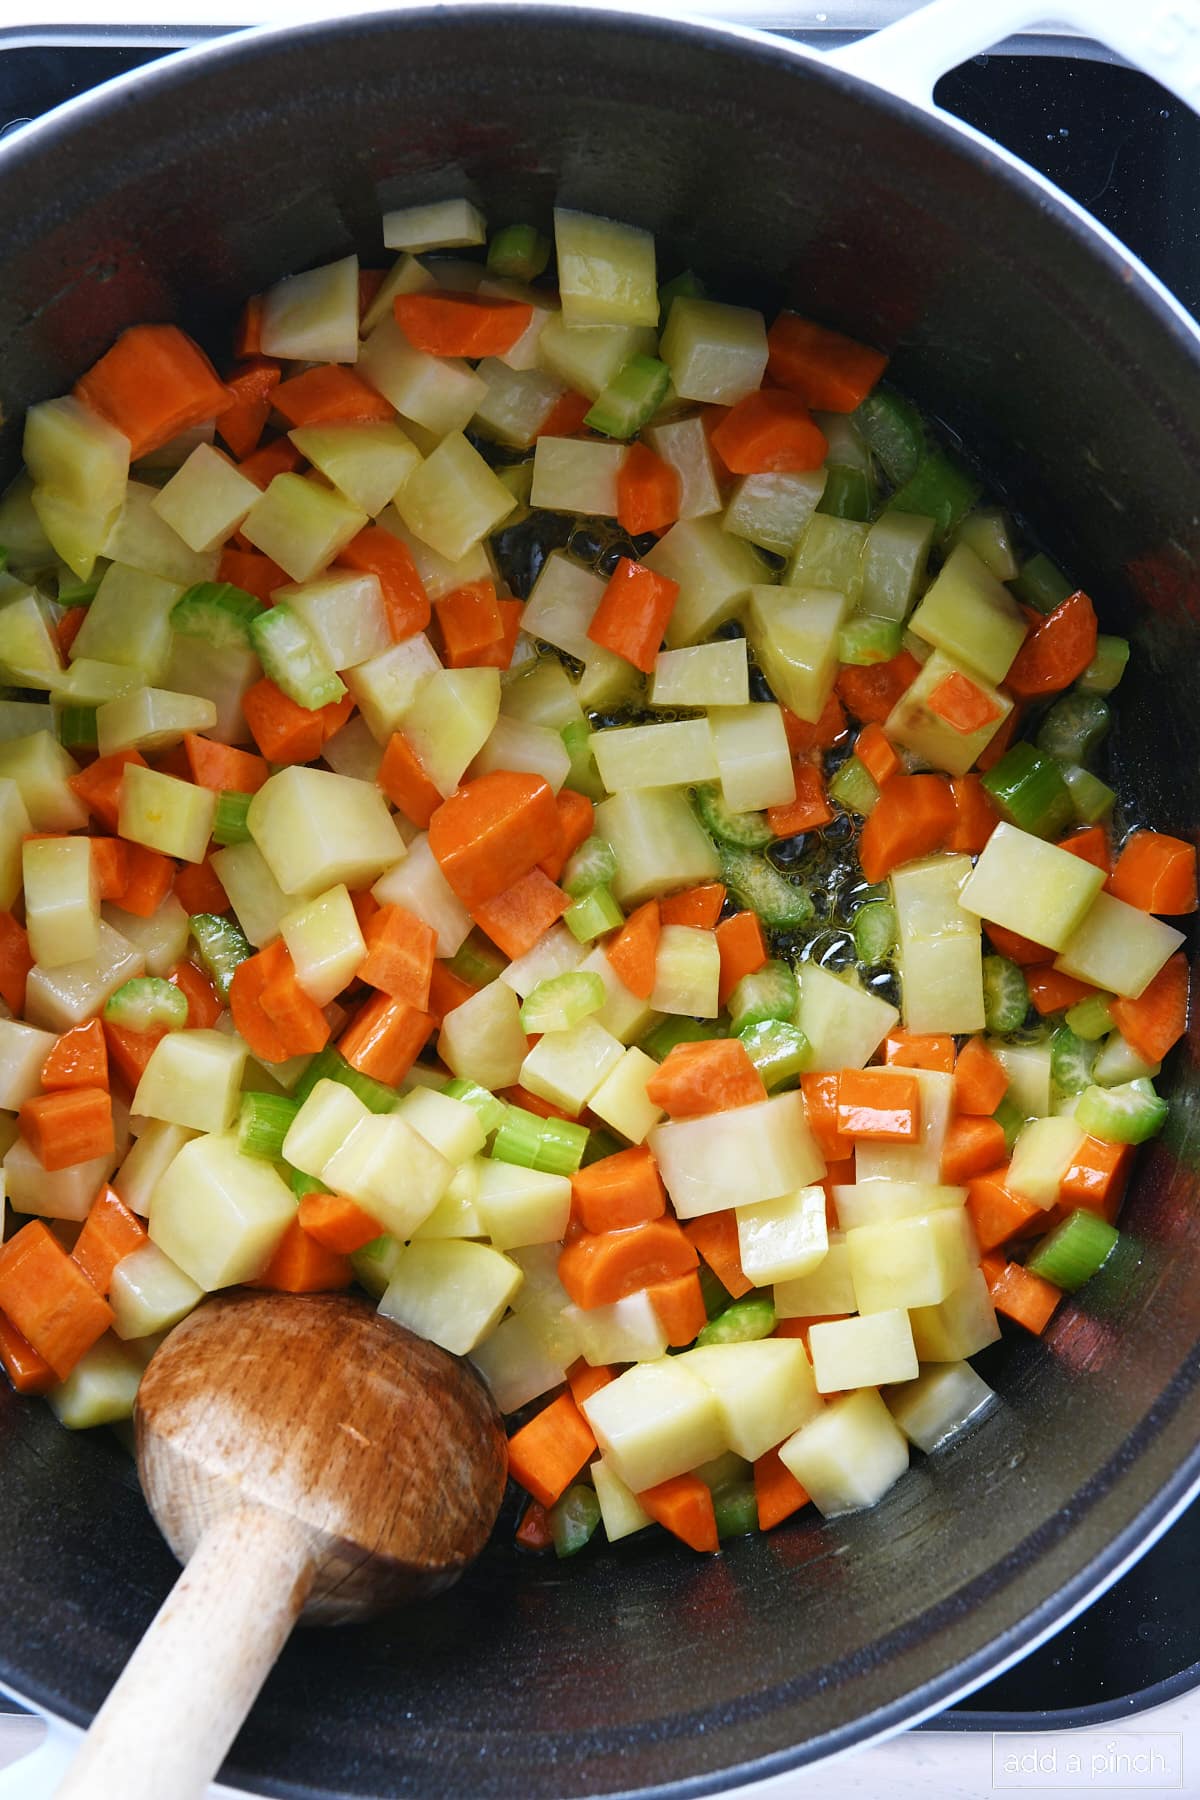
55;1504;316;1800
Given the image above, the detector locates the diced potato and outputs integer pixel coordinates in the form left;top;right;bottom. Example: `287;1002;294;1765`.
288;421;422;518
577;945;660;1045
0;777;31;911
0;474;54;566
808;1309;918;1393
501;658;586;733
470;715;571;792
395;431;514;563
373;835;471;958
95;686;217;758
0;732;86;832
1093;1032;1161;1086
908;543;1028;683
796;961;898;1071
260;253;359;364
788;515;867;602
649;925;721;1018
530;437;624;516
378;509;492;601
590;719;717;792
396;1088;486;1166
383;199;486;253
778;1387;909;1516
397;667;501;797
133;1029;246;1135
101;480;218;588
71;564;182;685
113;1120;198;1217
886;1360;996;1453
241;474;367;585
0;1019;59;1109
909;1266;1001;1360
660;297;767;404
587;1046;664;1145
438;978;528;1090
854;1069;954;1184
282;1080;371;1178
650;641;749;710
23;836;98;969
847;1208;976;1313
472;359;564;448
645;414;722;519
248;766;406;897
682;1337;823;1461
537;314;656;399
119;765;216;864
521;553;609;665
278;883;366;1008
150;444;259;552
519;1018;624;1114
723;470;826;556
344;632;441;744
379;1239;522;1356
773;1232;857;1317
989;1038;1051;1118
832;1181;965;1231
884;646;1012;778
650;1093;825;1220
149;1132;296;1289
110;1242;204;1339
48;1335;144;1430
323;713;384;784
4;1137;116;1221
1007;1115;1087;1208
708;703;794;812
209;841;291;949
471;1310;569;1415
160;635;260;748
23;920;144;1032
860;512;934;621
278;570;392;673
959;823;1105;953
747;584;849;723
24;396;129;580
323;1113;452;1238
0;585;63;690
595;788;721;908
647;518;768;648
592;1457;654;1542
475;1160;572;1251
736;1185;827;1284
581;1356;726;1492
1053;891;1185;998
891;853;985;1035
553;208;657;327
499;923;585;997
566;1289;668;1366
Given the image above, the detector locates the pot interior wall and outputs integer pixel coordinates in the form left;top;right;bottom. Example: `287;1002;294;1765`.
1;12;1199;1798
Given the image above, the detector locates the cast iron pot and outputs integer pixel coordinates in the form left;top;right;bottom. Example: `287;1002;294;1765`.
1;5;1199;1796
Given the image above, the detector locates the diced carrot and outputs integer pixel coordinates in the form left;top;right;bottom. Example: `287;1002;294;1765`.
259;955;332;1057
681;1209;752;1299
471;868;570;961
40;1019;108;1093
319;693;355;742
393;291;533;358
948;773;1001;855
854;722;900;788
558;1216;698;1310
242;677;326;764
76;324;234;460
659;883;725;930
884;1029;956;1073
709;388;827;474
0;1220;114;1380
645;1038;767;1119
540;788;594;885
433;579;505;668
183;733;270;795
501;1085;580;1124
1058;824;1112;874
836;1067;920;1142
801;1071;850;1162
0;912;31;1016
617;442;680;536
637;1472;718;1552
1109;952;1189;1065
338;992;432;1086
429;771;561;910
151;743;191;782
217;546;287;606
233;295;263;359
1061;1136;1132;1222
983;920;1050;965
586;557;680;673
648;1270;708;1347
1025;965;1096;1016
174;856;229;916
377;730;443;829
857;773;955;883
1005;591;1098;698
118;843;175;920
90;837;129;903
515;1500;554;1551
356;905;436;1010
954;1035;1009;1115
215;356;282;459
967;1169;1043;1252
298;1191;385;1255
228;939;294;1064
983;1256;1062;1334
754;1447;810;1530
426;960;479;1025
571;1146;666;1234
767;761;834;836
976;701;1024;773
1108;830;1198;915
926;669;1003;734
167;959;222;1029
69;749;148;831
836;651;922;724
507;1391;596;1507
470;598;523;671
0;1314;55;1395
273;363;395;427
238;437;304;491
781;693;848;754
604;899;661;1000
716;910;768;1007
19;1087;114;1172
56;605;88;657
249;1218;353;1294
103;1021;167;1089
538;389;592;439
941;1114;1007;1184
566;1360;614;1406
71;1186;147;1294
766;312;888;412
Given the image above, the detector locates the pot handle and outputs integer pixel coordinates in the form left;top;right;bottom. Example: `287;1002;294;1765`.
827;0;1200;119
0;1719;78;1799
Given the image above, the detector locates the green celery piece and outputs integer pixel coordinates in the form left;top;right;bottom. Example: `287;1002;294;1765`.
238;1091;301;1161
1078;634;1130;695
817;464;873;522
189;912;252;1004
640;1015;724;1060
692;783;773;851
982;741;1074;838
564;884;623;943
697;1295;776;1346
171;580;265;648
727;959;798;1034
447;932;506;987
886;449;981;539
0;546;7;572
442;1077;507;1136
486;223;550;283
838;615;903;666
993;1094;1026;1156
549;1483;602;1558
520;970;606;1033
585;355;672;440
104;975;188;1034
1059;762;1116;826
1008;552;1074;614
737;1017;811;1089
717;844;814;930
853;388;925;486
212;789;254;848
1050;1025;1099;1095
982;955;1029;1034
292;1043;396;1112
249;602;345;710
560;720;605;801
1064;993;1114;1040
289;1164;326;1199
1075;1077;1168;1145
491;1104;589;1174
580;1125;626;1165
713;1480;759;1540
658;269;706;324
1035;692;1111;765
853;900;897;965
58;573;102;605
828;754;880;818
1025;1209;1119;1292
562;834;618;898
57;705;98;750
697;1263;732;1319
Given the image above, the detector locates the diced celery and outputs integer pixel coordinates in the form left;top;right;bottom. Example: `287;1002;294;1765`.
1036;692;1111;765
853;387;924;485
728;961;798;1035
795;961;898;1072
982;743;1073;839
119;765;216;864
1078;634;1130;695
248;602;345;711
260;253;359;363
487;223;551;283
520;970;606;1034
817;463;872;522
746;584;849;722
647;518;767;647
211;790;252;848
787;515;867;602
105;976;188;1035
548;1483;602;1559
492;1103;589;1176
241;474;367;585
723;470;826;556
738;1018;811;1089
1059;762;1116;826
1008;550;1074;614
649;1092;824;1220
660;297;767;404
396;430;515;562
1075;1077;1168;1144
1051;1024;1100;1094
886;449;981;540
829;754;880;816
838;614;903;666
779;1387;909;1516
1026;1208;1119;1291
585;355;671;439
959;823;1105;952
530;437;624;516
1065;993;1114;1041
237;1091;302;1162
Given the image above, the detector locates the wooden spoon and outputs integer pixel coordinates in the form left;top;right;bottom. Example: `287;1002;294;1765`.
55;1290;508;1800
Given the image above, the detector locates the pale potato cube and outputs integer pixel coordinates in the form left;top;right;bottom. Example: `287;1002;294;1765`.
210;841;292;949
412;1159;485;1240
650;641;749;709
101;481;218;587
595;788;721;908
277;570;392;673
71;565;183;686
360;315;488;435
133;1029;246;1135
521;552;608;661
109;1242;204;1339
519;1018;624;1114
660;297;767;405
373;835;471;958
396;1088;486;1166
398;667;500;797
395;431;515;563
260;253;359;364
281;1079;371;1179
470;715;570;792
736;1185;828;1285
241;473;366;584
475;1160;572;1251
680;1337;822;1461
581;1357;726;1493
886;1361;996;1453
645;414;723;519
1007;1115;1087;1208
48;1335;144;1430
322;1113;452;1239
587;1047;664;1145
149;1132;296;1289
959;823;1105;952
884;647;1013;778
592;1457;653;1542
774;1233;857;1318
95;686;217;758
113;1120;198;1217
0;777;31;911
908;543;1028;683
4;1138;116;1222
832;1181;965;1231
1053;890;1185;998
577;946;660;1045
438;979;528;1090
796;961;898;1072
278;884;366;1009
383;199;486;252
530;437;624;516
650;925;721;1018
23;920;144;1033
248;766;407;897
0;1019;61;1109
119;764;216;864
565;1290;667;1366
647;517;767;648
343;633;441;744
854;1069;954;1184
708;704;795;813
499;923;585;998
590;720;718;791
151;443;259;552
378;1239;522;1356
846;1209;976;1314
747;585;848;722
808;1309;918;1392
778;1387;909;1516
0;731;87;832
650;1093;825;1220
891;853;985;1036
553;208;657;328
287;421;422;518
909;1267;1001;1361
470;1310;569;1415
989;1038;1051;1118
723;470;826;557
